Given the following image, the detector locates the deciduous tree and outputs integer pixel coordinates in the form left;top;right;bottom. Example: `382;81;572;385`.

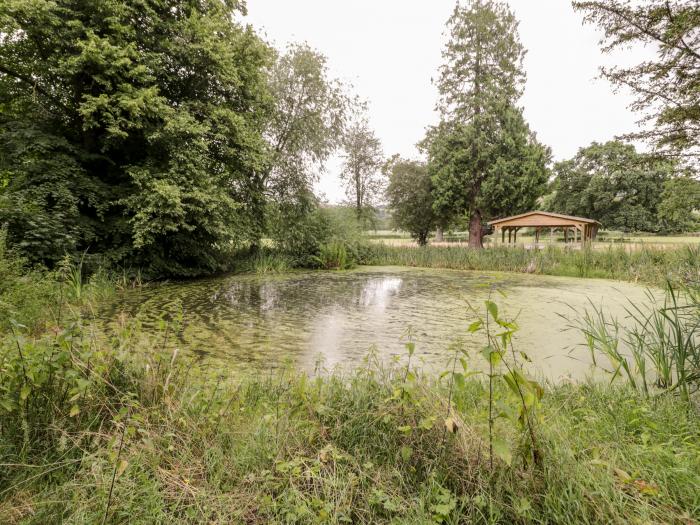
340;118;384;225
548;141;674;231
262;43;353;245
385;156;435;246
658;175;700;233
0;0;271;276
574;0;700;159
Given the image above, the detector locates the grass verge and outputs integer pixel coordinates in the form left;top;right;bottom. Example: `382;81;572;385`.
359;243;700;286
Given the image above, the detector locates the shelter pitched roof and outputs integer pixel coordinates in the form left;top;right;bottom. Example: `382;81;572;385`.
487;211;601;226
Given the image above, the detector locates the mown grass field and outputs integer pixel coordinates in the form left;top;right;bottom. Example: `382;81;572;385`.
368;230;700;250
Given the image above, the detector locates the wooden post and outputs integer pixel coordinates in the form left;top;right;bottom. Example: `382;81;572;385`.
508;228;512;244
514;227;518;243
535;227;540;244
564;228;568;243
501;227;505;244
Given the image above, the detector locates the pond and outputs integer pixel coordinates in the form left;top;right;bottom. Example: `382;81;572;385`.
103;266;653;381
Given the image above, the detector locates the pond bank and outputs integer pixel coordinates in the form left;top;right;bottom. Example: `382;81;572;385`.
2;331;698;523
357;243;700;286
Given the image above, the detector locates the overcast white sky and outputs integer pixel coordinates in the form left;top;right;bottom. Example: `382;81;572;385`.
245;0;644;203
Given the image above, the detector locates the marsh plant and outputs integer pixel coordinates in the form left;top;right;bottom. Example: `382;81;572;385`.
312;240;356;270
574;283;700;400
362;243;700;286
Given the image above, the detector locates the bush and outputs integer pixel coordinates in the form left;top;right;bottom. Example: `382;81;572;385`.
0;228;60;333
268;204;365;268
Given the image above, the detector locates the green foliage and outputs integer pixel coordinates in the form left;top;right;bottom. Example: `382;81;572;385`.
0;0;272;276
574;0;700;157
312;241;355;270
267;203;364;268
385;156;436;246
658;175;700;233
0;228;60;333
244;249;293;275
426;110;550;237
426;0;550;247
466;297;543;468
547;141;674;232
1;304;698;523
573;283;700;400
261;43;352;241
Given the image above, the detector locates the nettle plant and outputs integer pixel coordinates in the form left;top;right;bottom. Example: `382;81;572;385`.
456;294;544;468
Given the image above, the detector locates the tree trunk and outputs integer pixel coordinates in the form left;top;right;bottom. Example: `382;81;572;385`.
468;210;483;249
435;226;444;242
355;168;363;221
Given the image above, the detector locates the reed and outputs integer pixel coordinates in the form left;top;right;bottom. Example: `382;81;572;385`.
572;282;700;399
360;243;700;286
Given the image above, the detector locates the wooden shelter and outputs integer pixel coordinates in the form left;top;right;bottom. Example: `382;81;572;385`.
488;211;600;245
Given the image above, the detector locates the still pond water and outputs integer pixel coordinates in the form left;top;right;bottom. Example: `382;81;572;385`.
104;266;653;381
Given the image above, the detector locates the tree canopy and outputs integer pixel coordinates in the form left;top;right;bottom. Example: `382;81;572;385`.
0;0;272;276
574;0;700;159
340;117;384;225
263;43;352;229
658;175;700;233
547;141;675;232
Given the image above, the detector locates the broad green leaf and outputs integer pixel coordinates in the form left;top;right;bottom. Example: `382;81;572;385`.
485;300;498;321
399;445;413;461
467;319;483;333
405;341;415;357
459;357;469;371
69;404;80;417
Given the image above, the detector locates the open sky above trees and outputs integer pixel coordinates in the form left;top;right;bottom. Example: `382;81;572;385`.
246;0;647;203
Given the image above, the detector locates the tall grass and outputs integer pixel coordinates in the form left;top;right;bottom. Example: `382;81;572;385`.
360;243;700;286
0;228;142;334
0;295;698;523
574;283;700;400
243;249;294;274
312;241;356;270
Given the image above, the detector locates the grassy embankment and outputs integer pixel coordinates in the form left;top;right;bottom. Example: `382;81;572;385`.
1;233;699;523
359;242;700;286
